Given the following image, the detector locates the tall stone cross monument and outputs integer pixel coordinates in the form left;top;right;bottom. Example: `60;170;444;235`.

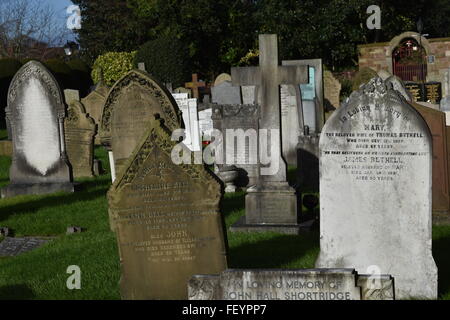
230;34;309;233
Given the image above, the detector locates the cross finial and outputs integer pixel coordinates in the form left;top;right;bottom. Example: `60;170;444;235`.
185;73;206;99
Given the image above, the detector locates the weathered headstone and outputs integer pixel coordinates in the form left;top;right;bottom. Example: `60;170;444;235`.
173;87;192;97
214;73;232;86
172;93;202;152
1;61;74;198
211;81;242;105
64;101;96;178
100;69;181;177
317;77;438;299
108;118;228;300
230;34;308;233
387;76;450;218
280;84;302;166
324;70;341;109
282;59;325;133
241;86;257;105
198;108;213;141
212;104;259;187
410;102;450;215
64;89;80;105
81;81;109;145
189;269;394;300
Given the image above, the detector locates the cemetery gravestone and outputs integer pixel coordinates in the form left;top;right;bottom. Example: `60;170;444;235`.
230;34;308;233
211;81;242;105
64;101;96;178
282;59;325;133
214;73;232;86
410;102;450;216
81;81;109;145
173;87;192;97
212;104;259;187
173;93;202;152
1;61;74;198
387;76;450;218
317;77;438;299
198;108;213;141
280;84;302;166
64;89;80;105
100;69;181;177
189;269;394;300
241;86;258;105
324;70;341;109
108;118;227;300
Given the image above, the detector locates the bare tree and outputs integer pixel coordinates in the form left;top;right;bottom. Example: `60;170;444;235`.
0;0;71;60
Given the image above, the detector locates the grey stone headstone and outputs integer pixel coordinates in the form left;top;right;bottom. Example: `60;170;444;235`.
1;61;74;198
211;81;242;105
230;34;308;233
212;104;259;187
316;77;438;299
188;269;394;300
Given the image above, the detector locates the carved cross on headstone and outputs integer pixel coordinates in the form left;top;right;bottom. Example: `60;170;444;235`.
231;34;308;183
185;73;205;99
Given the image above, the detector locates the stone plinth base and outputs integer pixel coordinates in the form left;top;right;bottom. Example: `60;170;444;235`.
1;183;75;198
230;216;315;235
245;182;298;224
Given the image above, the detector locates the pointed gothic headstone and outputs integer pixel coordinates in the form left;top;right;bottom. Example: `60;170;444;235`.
1;61;74;198
108;118;228;300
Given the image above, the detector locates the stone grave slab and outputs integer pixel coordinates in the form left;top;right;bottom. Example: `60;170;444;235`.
188;269;394;300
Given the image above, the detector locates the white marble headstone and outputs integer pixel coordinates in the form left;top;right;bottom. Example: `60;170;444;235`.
172;93;202;151
317;77;437;299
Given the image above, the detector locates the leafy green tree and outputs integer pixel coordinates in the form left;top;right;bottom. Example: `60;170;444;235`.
72;0;150;64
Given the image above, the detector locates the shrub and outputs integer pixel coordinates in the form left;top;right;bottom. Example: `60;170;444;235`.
44;59;73;90
0;58;23;79
134;36;190;87
67;58;93;97
352;67;378;91
91;51;136;86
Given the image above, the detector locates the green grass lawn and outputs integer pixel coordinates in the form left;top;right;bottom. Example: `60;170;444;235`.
0;147;448;300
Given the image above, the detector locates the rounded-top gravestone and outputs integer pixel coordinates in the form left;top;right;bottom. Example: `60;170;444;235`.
1;61;73;198
316;77;437;299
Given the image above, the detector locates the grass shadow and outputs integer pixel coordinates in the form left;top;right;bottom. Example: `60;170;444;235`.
222;191;245;219
0;187;109;222
433;234;450;298
0;284;35;300
228;232;319;269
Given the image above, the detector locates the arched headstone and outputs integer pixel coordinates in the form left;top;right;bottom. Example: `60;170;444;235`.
1;61;73;197
317;77;437;299
100;70;181;176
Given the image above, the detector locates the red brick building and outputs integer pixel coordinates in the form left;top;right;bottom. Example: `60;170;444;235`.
358;31;450;96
